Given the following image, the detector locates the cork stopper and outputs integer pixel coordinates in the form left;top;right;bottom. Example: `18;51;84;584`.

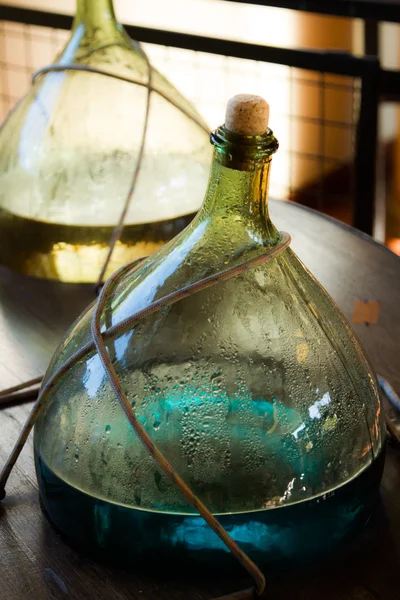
225;94;270;135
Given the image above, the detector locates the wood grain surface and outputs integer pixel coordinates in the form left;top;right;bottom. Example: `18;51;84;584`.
1;199;400;599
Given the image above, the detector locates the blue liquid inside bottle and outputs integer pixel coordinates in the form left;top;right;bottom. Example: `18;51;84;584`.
35;447;384;571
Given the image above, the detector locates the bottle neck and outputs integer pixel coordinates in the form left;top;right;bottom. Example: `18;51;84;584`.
74;0;117;29
71;0;125;47
198;127;280;245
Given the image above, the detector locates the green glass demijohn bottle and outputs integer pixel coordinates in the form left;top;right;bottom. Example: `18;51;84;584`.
0;0;210;282
34;95;385;573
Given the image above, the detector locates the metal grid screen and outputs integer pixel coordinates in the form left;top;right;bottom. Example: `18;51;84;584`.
0;19;360;223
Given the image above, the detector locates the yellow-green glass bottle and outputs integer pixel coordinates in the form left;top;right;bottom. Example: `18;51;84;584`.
0;0;210;282
34;96;385;570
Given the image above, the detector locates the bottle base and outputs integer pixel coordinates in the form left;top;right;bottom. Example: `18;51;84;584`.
0;209;194;283
35;447;385;573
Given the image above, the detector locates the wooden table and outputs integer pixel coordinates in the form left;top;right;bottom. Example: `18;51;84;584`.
1;199;400;599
